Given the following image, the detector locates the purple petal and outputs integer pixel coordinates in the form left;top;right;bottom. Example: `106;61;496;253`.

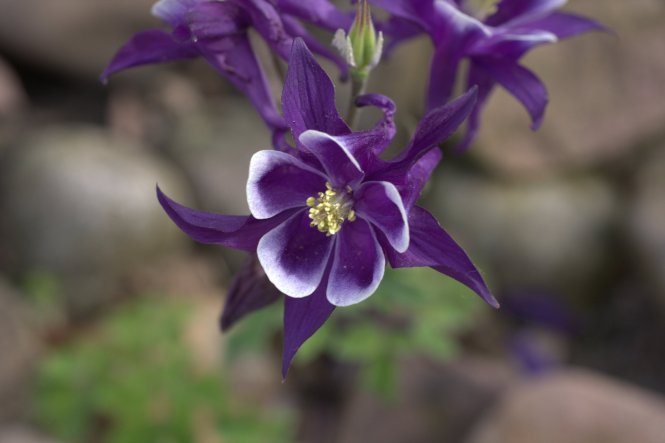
220;254;281;331
152;0;200;26
470;29;557;59
485;0;566;27
281;14;349;79
385;206;498;308
240;0;292;59
427;39;465;110
478;58;547;130
327;218;385;306
247;150;327;219
257;211;334;298
518;12;608;40
299;130;364;188
354;181;409;253
354;94;397;156
282;38;350;142
282;275;335;379
157;186;293;251
101;29;198;81
456;61;496;152
395;87;478;167
277;0;353;32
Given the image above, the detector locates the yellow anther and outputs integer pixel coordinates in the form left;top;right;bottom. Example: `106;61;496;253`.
306;183;356;235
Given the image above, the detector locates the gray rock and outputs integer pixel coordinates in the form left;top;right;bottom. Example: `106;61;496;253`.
628;145;665;306
432;171;618;298
0;281;40;423
0;426;62;443
337;357;515;443
1;126;191;316
0;0;156;78
465;370;665;443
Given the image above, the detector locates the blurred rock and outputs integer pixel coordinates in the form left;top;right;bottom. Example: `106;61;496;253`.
465;370;665;443
0;426;62;443
0;280;40;422
432;171;618;299
0;0;156;78
0;58;26;117
628;145;665;307
167;97;273;214
337;357;515;443
0;126;191;317
471;1;665;177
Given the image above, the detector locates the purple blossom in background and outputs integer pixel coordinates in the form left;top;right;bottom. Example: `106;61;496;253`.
373;0;604;149
157;39;497;377
102;0;351;147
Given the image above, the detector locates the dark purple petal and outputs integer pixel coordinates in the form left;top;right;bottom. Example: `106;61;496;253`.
327;218;385;306
370;0;440;36
518;12;607;40
456;61;495;151
247;150;327;219
282;274;335;379
394;87;478;168
157;186;294;251
282;38;350;142
240;0;292;59
478;58;547;130
101;29;198;81
186;1;247;37
257;211;334;297
385;206;498;308
426;38;465;109
299;130;364;188
281;14;349;79
354;181;409;253
220;254;281;331
485;0;566;27
354;93;397;156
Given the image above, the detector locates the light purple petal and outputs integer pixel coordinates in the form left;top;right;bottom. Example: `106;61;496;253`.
151;0;200;26
157;186;293;251
479;58;547;129
327;218;385;306
101;29;198;81
385;206;498;308
277;0;353;32
299;130;364;188
354;181;409;253
220;254;281;331
485;0;566;27
470;29;557;59
282;275;335;379
282;38;350;142
247;150;327;219
258;211;334;298
518;12;607;40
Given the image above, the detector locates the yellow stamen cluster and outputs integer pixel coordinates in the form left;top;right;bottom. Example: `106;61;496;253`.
306;182;356;236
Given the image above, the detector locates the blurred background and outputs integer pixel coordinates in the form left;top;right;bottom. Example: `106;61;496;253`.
1;0;665;442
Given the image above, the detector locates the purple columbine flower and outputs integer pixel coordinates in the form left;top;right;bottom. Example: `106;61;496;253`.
102;0;352;147
157;38;497;377
373;0;604;149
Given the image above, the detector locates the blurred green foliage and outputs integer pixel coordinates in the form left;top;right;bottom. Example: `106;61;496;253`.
33;299;293;443
228;267;481;396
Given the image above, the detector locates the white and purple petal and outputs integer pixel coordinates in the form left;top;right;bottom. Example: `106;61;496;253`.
258;211;334;298
299;130;364;188
354;181;409;253
385;206;499;308
327;218;385;306
151;0;201;27
247;150;327;219
485;0;566;27
517;12;607;40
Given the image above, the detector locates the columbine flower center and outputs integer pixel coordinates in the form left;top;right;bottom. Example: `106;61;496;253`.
465;0;499;20
306;182;356;236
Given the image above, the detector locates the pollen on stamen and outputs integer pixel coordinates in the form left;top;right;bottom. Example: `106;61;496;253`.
306;182;356;236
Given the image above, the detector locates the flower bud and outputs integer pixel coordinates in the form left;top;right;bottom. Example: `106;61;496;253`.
332;0;383;80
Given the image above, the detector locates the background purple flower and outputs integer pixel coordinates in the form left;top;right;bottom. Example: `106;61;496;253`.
372;0;605;149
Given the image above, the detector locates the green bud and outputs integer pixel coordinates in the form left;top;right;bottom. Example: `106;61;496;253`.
332;0;383;80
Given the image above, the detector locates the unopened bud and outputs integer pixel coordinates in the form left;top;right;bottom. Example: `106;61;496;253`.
332;0;383;80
